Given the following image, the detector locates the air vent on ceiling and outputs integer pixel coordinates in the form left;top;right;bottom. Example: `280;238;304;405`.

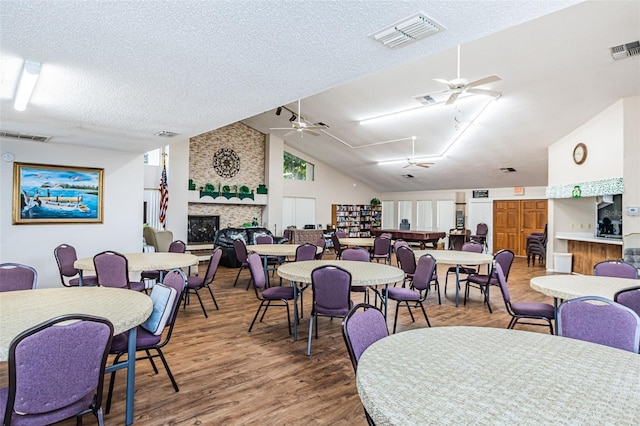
402;174;415;178
0;130;51;142
370;12;445;49
500;167;517;173
414;94;437;106
611;41;640;60
154;130;180;137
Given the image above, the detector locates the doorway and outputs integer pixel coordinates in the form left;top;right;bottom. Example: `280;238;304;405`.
493;199;547;256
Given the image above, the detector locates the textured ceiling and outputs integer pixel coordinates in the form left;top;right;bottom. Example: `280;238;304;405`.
1;1;638;192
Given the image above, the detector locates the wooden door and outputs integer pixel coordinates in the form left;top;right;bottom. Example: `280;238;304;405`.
493;200;520;254
493;199;548;256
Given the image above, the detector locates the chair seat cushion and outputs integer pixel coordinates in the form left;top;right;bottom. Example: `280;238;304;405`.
69;275;98;286
0;387;95;426
387;287;420;301
111;326;162;352
129;281;147;292
447;266;476;275
186;276;204;289
511;302;555;318
263;286;295;300
467;274;497;285
314;301;354;317
351;285;368;293
141;270;161;280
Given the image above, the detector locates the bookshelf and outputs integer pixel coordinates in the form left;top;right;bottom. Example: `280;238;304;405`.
331;204;382;237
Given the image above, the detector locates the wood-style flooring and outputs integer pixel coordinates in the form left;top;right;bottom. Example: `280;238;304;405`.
1;254;555;425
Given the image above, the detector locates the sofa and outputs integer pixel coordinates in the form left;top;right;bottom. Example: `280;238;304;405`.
214;227;287;268
143;227;174;252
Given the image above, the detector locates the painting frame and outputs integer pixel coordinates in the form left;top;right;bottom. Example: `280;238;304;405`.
13;162;104;225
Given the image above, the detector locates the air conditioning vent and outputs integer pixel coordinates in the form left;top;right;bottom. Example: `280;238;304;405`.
611;41;640;60
402;174;414;178
154;130;180;137
0;130;51;142
414;95;437;106
500;167;517;173
370;12;445;49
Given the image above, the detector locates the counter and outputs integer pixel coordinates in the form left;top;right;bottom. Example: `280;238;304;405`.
555;232;623;274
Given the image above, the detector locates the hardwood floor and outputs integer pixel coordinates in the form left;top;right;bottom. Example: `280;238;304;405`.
1;254;555;425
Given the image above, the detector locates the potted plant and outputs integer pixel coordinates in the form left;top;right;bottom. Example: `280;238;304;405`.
370;198;381;207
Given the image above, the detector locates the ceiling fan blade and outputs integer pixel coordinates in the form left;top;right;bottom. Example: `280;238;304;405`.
416;163;432;168
283;130;296;137
304;129;320;136
270;127;293;130
402;164;412;169
467;88;502;97
445;92;460;105
466;75;501;87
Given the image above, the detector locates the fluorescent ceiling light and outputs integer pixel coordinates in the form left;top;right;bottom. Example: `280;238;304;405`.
378;156;443;166
14;60;41;111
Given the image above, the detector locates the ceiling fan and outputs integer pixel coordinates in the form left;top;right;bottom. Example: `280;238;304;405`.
433;45;502;105
270;99;328;137
404;137;433;169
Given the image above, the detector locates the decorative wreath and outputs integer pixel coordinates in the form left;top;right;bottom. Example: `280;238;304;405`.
213;148;240;178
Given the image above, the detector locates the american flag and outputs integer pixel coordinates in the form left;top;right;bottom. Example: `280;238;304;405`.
159;158;168;229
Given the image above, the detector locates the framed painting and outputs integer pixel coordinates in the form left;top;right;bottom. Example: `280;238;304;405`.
12;162;104;224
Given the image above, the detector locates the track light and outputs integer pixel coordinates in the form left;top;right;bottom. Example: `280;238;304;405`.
276;106;282;116
289;113;297;122
14;60;41;111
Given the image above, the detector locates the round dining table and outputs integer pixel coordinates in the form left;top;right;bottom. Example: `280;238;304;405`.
530;274;639;317
413;249;493;306
75;252;199;284
277;260;405;340
339;237;376;247
357;326;640;425
0;287;152;425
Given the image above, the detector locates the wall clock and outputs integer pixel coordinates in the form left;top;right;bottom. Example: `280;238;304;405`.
572;143;587;165
213;148;240;178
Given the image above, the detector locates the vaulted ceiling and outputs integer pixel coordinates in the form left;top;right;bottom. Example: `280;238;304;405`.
1;1;638;192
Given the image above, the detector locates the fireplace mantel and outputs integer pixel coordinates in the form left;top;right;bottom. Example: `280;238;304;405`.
188;190;267;205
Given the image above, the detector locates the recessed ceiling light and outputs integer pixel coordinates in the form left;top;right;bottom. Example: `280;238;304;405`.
154;130;180;137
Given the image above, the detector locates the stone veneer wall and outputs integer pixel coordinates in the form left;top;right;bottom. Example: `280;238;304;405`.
189;122;266;228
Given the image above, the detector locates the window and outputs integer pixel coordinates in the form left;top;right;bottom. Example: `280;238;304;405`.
416;200;433;230
283;151;314;181
144;148;162;166
398;201;412;229
381;200;395;229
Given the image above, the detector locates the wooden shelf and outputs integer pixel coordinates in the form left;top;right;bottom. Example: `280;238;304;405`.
188;191;267;205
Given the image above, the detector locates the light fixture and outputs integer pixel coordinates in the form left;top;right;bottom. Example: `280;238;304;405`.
276;106;282;116
14;60;41;111
289;113;297;122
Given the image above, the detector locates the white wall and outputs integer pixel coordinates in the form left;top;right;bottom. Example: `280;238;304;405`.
548;100;624;186
623;97;640;247
0;139;145;288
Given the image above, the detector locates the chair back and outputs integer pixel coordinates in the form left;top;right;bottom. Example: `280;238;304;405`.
233;239;249;265
3;314;113;425
461;243;483;253
594;260;639;279
0;263;37;292
311;265;352;317
614;286;640;318
558;296;640;353
202;248;223;285
494;249;515;280
411;254;437;292
475;223;488;237
396;246;416;275
331;233;343;257
315;238;326;259
342;303;388;372
296;243;317;262
335;231;348;238
93;251;130;289
247;252;267;290
256;235;274;244
342;247;370;262
495;263;511;305
54;243;80;279
168;240;186;253
372;237;391;258
161;269;188;325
